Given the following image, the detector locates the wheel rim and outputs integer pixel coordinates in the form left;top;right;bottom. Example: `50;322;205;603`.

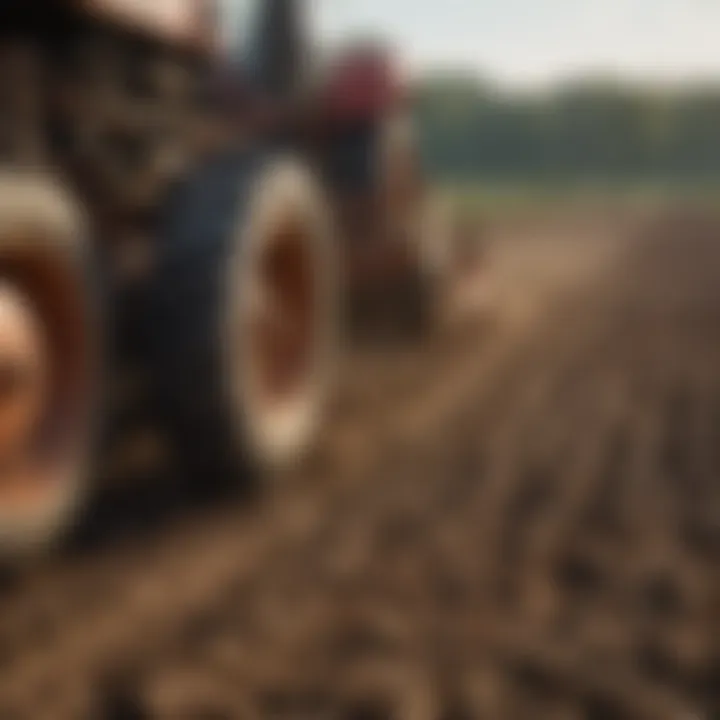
230;161;336;469
0;244;92;533
248;218;317;408
0;282;48;501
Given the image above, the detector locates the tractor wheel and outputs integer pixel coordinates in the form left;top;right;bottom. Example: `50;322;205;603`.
151;151;337;484
389;194;456;339
414;194;457;330
378;113;451;337
0;172;99;559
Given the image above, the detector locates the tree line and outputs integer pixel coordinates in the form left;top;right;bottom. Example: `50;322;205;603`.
412;74;720;184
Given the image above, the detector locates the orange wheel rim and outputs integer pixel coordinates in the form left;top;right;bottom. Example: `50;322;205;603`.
0;244;92;513
247;220;316;410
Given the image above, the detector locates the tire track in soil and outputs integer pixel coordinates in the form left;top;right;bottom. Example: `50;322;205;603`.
0;212;718;719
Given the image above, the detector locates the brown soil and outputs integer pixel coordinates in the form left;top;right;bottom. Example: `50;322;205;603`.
0;207;717;720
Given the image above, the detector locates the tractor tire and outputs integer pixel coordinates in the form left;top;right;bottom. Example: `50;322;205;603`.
150;150;337;485
378;113;450;338
413;194;457;333
0;171;99;560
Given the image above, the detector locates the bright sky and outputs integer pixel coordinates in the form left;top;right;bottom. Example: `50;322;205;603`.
226;0;720;88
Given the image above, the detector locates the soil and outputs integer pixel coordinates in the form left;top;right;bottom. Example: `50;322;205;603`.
0;207;717;720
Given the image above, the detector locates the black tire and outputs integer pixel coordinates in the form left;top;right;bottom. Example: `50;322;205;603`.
0;171;99;559
150;150;337;485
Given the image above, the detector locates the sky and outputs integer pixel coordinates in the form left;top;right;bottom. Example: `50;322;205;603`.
226;0;720;89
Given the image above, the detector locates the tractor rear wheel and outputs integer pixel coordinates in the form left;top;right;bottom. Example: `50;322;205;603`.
151;152;337;484
0;172;98;559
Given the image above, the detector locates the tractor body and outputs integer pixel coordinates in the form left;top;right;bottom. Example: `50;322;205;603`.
0;0;452;557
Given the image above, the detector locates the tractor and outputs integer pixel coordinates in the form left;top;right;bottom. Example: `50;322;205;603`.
0;0;456;558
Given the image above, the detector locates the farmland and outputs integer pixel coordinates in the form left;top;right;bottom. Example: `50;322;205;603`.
0;202;717;719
